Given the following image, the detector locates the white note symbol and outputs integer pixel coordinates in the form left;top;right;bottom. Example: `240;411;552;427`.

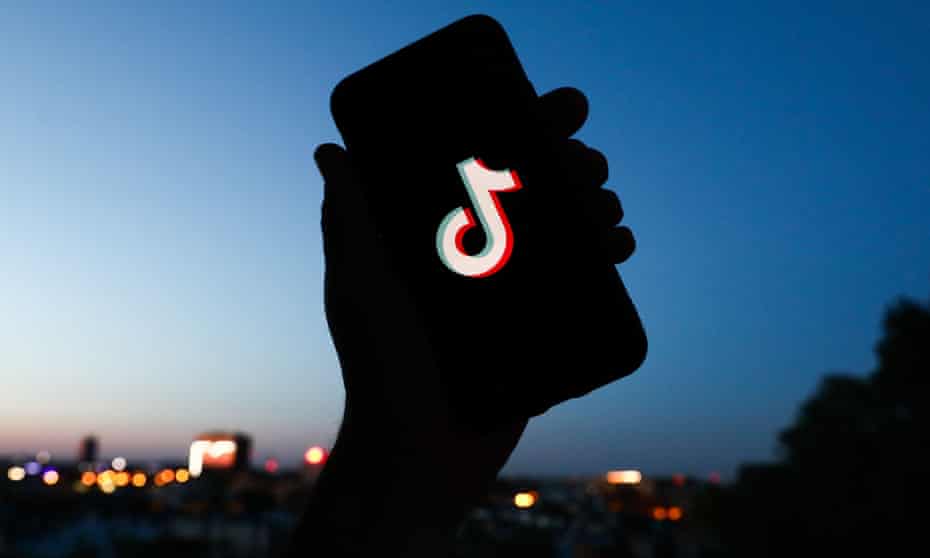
436;157;522;278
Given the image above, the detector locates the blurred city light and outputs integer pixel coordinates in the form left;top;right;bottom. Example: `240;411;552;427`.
264;458;279;474
175;468;190;483
97;470;116;493
606;470;642;485
189;441;209;477
36;450;51;464
81;471;97;487
7;466;26;482
189;438;238;477
111;457;127;471
514;491;538;509
652;507;668;521
673;473;686;487
669;506;683;521
24;461;41;476
709;472;721;484
131;472;147;487
115;472;130;487
208;441;235;458
156;469;175;486
304;446;326;465
42;470;59;486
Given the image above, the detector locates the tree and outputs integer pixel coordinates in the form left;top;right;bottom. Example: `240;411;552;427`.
716;294;930;557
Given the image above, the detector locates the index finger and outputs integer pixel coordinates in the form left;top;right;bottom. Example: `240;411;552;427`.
480;87;589;170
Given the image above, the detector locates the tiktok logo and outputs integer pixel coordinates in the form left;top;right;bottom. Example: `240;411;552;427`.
436;157;522;278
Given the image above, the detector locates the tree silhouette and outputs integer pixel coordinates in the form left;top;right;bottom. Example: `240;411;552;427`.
710;293;930;557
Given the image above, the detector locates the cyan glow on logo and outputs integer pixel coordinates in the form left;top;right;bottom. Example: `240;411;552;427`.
436;157;522;278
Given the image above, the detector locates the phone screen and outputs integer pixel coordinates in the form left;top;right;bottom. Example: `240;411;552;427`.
330;15;645;430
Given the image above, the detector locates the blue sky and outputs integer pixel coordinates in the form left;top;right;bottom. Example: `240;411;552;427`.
1;1;927;478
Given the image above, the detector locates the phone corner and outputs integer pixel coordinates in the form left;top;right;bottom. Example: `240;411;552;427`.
457;13;508;36
328;76;351;122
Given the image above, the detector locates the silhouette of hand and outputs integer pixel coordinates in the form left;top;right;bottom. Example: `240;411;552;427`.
294;87;634;556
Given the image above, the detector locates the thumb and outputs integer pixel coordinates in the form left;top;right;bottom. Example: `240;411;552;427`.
314;143;354;190
315;143;382;274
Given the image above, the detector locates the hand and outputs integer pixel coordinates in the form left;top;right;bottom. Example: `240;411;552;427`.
291;87;634;557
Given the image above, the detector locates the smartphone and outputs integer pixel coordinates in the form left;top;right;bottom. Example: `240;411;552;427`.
330;14;646;431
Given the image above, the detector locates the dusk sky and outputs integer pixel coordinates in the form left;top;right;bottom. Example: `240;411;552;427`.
2;1;928;478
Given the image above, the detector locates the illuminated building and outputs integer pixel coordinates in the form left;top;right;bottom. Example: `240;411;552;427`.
188;431;252;477
606;470;642;485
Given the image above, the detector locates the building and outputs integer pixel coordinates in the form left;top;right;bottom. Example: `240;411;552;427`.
188;431;252;476
78;435;98;463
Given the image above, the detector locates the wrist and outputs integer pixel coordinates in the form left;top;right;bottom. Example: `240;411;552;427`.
291;429;461;557
330;423;470;525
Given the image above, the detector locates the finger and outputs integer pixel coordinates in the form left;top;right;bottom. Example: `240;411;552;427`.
314;143;380;273
598;189;624;226
315;143;357;233
606;226;636;264
537;87;588;139
580;188;624;227
314;143;351;185
583;147;609;187
480;87;589;170
315;143;351;257
555;139;608;188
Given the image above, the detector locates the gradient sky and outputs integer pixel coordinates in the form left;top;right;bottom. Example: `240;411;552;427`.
2;1;928;478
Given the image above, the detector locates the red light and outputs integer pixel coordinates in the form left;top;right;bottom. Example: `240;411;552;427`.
304;446;326;465
264;458;279;473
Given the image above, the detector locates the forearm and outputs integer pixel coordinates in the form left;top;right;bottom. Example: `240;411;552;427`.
288;429;459;557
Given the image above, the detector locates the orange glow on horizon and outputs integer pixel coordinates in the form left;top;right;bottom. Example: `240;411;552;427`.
81;471;97;486
514;491;538;509
131;472;147;487
668;506;683;521
97;470;116;493
606;470;642;485
652;507;668;521
175;468;190;483
156;469;175;486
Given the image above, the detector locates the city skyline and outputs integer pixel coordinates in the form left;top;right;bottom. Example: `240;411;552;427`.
2;1;929;478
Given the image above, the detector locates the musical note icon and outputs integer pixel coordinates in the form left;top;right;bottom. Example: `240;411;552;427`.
436;157;522;278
